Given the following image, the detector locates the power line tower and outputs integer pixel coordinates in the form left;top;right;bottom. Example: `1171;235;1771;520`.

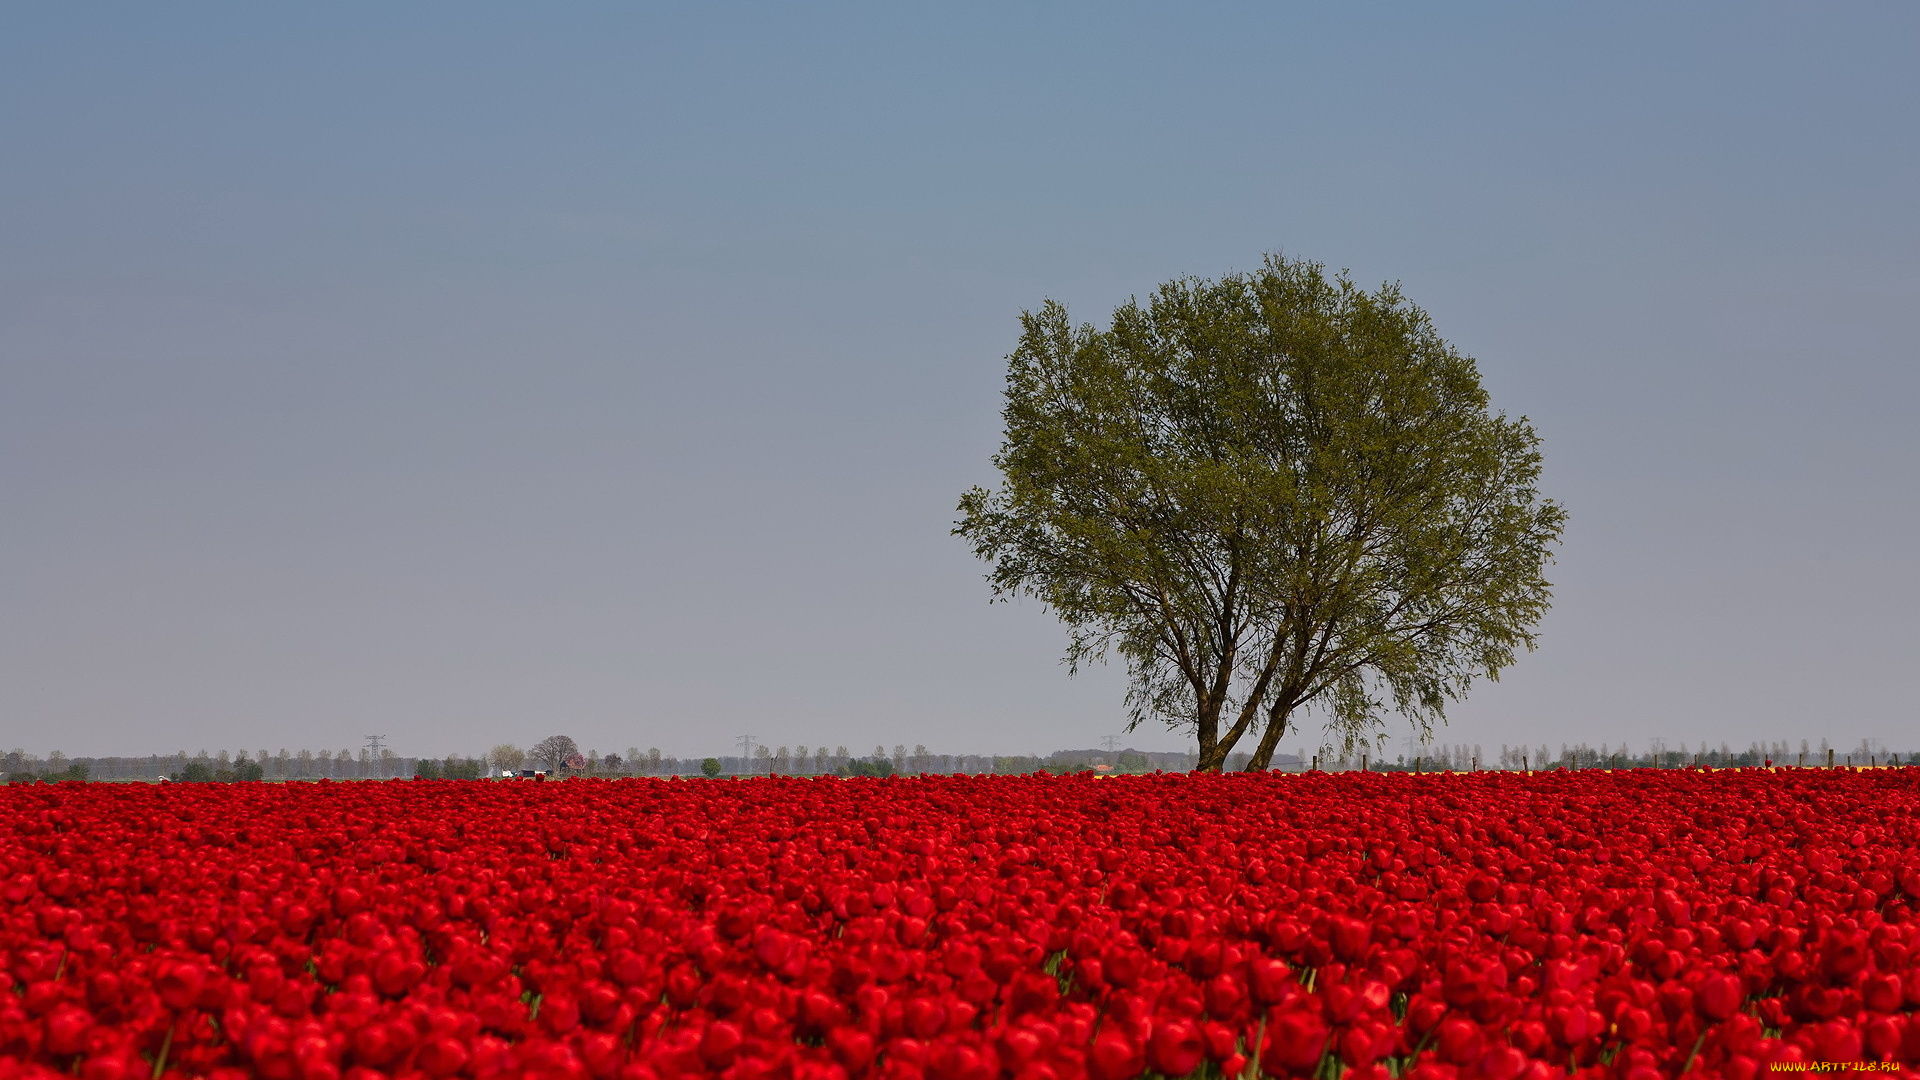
364;735;387;779
1101;735;1120;755
735;734;757;765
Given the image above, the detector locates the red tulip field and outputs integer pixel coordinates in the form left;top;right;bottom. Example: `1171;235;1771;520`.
3;770;1918;1080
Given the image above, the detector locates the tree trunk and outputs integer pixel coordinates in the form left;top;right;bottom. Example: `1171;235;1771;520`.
1196;696;1266;772
1195;741;1230;773
1243;701;1295;771
1194;633;1288;771
1194;695;1225;772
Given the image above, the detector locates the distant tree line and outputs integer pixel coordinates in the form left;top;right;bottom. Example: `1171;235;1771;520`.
3;736;1905;783
1235;737;1905;772
411;756;488;780
643;744;1209;778
2;747;482;783
0;743;1209;782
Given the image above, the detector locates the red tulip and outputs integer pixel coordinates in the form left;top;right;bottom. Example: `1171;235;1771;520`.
1260;1006;1329;1072
827;1027;875;1073
42;1005;93;1056
1087;1030;1143;1080
1248;955;1294;1004
700;1021;745;1067
1697;973;1742;1020
1147;1018;1204;1076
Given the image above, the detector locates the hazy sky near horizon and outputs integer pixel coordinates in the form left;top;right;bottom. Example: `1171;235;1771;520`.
4;5;1917;760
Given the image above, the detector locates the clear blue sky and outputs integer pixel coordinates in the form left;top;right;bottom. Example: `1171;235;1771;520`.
3;4;1916;760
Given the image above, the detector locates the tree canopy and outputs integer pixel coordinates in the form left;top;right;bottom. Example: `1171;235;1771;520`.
529;735;579;773
956;255;1566;771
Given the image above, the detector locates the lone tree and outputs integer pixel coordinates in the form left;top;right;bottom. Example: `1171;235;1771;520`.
956;255;1565;771
529;735;579;773
489;743;526;775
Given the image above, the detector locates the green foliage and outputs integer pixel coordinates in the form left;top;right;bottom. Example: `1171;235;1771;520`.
168;757;260;782
415;756;485;780
842;757;896;778
700;757;723;778
957;254;1566;771
7;762;90;784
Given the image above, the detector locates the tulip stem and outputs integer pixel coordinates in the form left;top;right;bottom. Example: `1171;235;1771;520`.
1407;1026;1437;1062
1249;1014;1266;1079
151;1024;173;1080
1680;1031;1706;1073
